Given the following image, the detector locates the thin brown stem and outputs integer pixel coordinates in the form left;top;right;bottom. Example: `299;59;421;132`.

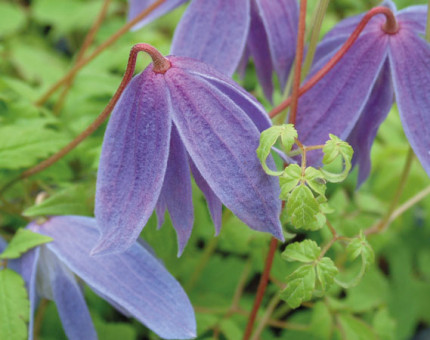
35;0;166;106
243;237;278;340
1;44;169;194
53;0;112;115
269;6;398;118
250;294;281;340
33;299;49;340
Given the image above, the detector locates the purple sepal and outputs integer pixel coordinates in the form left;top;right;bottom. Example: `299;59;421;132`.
94;68;172;255
171;0;250;76
128;0;188;31
389;29;430;177
31;216;196;340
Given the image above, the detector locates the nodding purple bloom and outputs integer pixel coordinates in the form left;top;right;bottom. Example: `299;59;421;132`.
128;0;299;102
295;1;430;186
93;52;283;256
4;216;196;340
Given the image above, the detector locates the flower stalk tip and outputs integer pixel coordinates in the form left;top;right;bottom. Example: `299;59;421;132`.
132;43;171;73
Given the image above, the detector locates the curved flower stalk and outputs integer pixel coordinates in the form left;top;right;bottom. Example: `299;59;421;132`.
1;216;196;340
93;47;283;256
294;1;430;186
128;0;299;101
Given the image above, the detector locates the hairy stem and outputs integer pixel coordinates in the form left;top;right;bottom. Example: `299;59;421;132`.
243;237;278;340
53;0;112;115
269;6;398;118
35;0;166;106
0;44;168;194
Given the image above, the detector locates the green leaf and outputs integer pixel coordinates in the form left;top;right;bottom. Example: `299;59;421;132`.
0;119;68;169
0;3;26;37
346;233;374;267
304;167;326;196
0;229;52;260
282;240;321;263
278;124;298;152
23;183;95;217
316;257;338;292
256;126;285;176
287;185;325;230
281;264;315;309
336;233;374;289
0;269;29;340
373;308;396;340
279;164;302;198
321;134;353;183
338;314;378;340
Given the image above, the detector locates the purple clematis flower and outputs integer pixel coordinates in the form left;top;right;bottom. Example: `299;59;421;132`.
2;216;196;340
128;0;299;101
93;48;283;256
295;1;430;185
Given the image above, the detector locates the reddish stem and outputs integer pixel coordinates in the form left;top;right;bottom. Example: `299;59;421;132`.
243;237;278;340
2;44;167;189
289;0;307;125
269;6;398;118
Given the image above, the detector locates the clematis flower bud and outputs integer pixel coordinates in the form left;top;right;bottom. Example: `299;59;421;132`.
295;1;430;185
93;45;283;256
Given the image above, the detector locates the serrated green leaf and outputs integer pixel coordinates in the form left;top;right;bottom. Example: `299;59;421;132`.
346;233;374;267
279;124;298;152
336;234;374;289
23;183;95;217
316;257;338;291
0;120;68;169
0;229;52;260
281;264;316;308
256;126;285;176
304;167;326;196
287;185;325;230
0;269;29;340
282;240;321;263
321;134;353;183
279;164;302;198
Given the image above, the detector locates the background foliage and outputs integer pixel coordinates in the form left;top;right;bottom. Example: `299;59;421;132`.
0;0;429;339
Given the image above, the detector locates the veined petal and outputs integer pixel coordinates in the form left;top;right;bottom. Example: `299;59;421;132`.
255;0;298;89
347;61;393;186
128;0;188;31
165;67;283;240
20;246;39;340
171;0;250;76
32;216;196;340
389;29;430;176
158;126;194;256
296;30;389;165
171;56;272;132
248;0;274;101
94;68;172;255
38;247;97;340
189;160;222;235
397;6;428;34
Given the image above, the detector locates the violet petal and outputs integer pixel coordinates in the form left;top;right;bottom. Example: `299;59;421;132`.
128;0;188;31
94;68;172;255
158;125;194;256
389;29;430;176
171;0;250;76
165;67;283;240
32;216;196;340
347;61;393;186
